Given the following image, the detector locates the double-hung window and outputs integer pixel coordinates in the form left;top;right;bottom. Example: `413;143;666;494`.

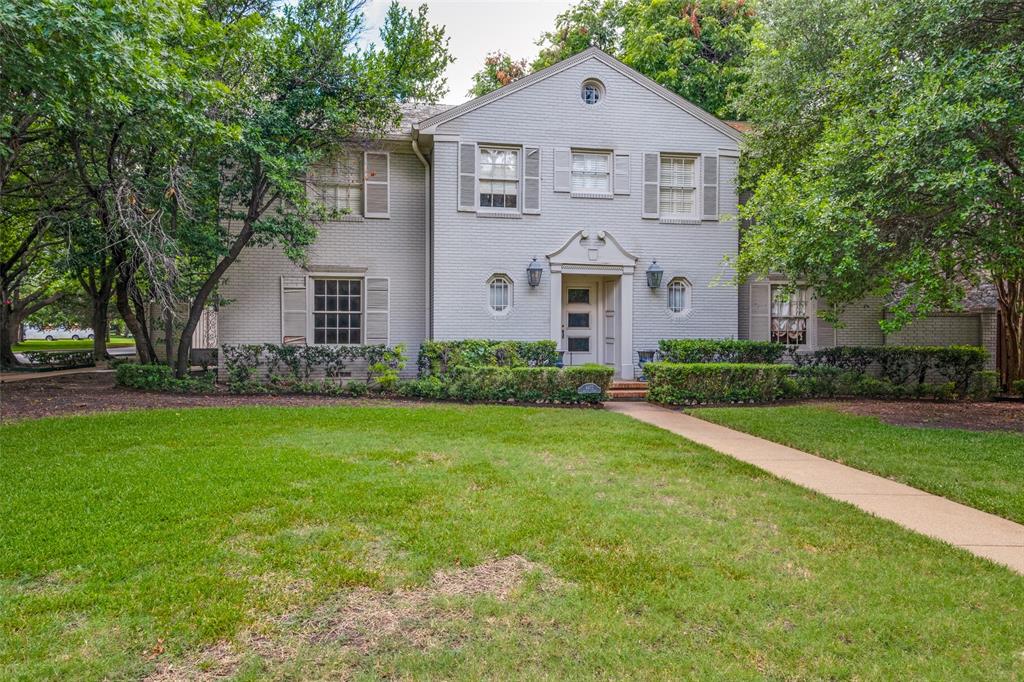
770;285;809;345
479;147;519;209
313;278;362;344
571;151;611;194
659;155;697;218
312;153;363;217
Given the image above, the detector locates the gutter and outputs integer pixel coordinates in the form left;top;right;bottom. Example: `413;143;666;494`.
411;130;431;341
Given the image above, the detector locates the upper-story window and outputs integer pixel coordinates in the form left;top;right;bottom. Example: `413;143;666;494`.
310;152;363;217
571;151;612;193
659;154;697;219
771;285;809;345
581;79;604;105
479;147;519;209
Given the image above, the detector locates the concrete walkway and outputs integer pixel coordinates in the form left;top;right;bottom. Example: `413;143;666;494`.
606;401;1024;575
0;367;115;383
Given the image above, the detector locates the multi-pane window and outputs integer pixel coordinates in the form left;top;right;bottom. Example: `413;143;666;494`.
313;278;362;344
581;80;603;105
771;285;809;345
659;155;697;218
488;276;511;313
668;278;691;313
479;147;519;209
571;151;611;193
312;153;363;216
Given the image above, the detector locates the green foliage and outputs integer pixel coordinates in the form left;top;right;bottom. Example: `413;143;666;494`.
533;0;623;69
467;51;530;98
18;350;94;369
968;371;1000;401
1012;379;1024;396
417;339;560;377
791;345;987;394
221;343;403;393
115;363;214;393
444;364;614;404
737;0;1024;382
658;339;785;364
785;368;957;401
645;362;790;404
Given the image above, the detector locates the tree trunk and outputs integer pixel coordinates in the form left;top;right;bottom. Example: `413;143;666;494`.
163;307;175;367
996;276;1023;386
116;273;155;364
91;295;111;362
0;300;18;368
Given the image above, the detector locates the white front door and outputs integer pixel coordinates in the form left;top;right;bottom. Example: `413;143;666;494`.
563;279;598;365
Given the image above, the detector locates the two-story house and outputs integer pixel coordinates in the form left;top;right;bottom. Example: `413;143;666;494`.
218;47;1000;379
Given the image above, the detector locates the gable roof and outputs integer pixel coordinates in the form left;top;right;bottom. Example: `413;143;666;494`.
414;47;744;143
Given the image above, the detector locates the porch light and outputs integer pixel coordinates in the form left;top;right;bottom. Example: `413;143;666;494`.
646;260;664;289
527;258;543;287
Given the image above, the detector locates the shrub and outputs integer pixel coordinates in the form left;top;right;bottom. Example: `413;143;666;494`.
115;363;214;393
968;371;999;401
931;346;988;394
396;375;448;400
645;362;790;405
658;339;785;364
417;339;560;377
444;364;613;403
21;350;94;369
221;343;404;393
791;345;987;391
1012;379;1024;396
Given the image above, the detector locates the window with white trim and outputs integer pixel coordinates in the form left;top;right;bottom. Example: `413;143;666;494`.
659;155;697;218
479;147;519;209
770;285;808;345
488;275;512;313
667;278;692;313
581;79;604;105
313;278;362;344
311;152;362;216
571;151;612;193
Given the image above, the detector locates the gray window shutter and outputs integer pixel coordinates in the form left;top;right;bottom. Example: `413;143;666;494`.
642;152;659;218
613;152;630;195
458;142;476;211
702;155;718;220
364;151;389;218
749;281;771;341
553;147;571;192
364;277;389;345
523;146;541;214
281;275;308;345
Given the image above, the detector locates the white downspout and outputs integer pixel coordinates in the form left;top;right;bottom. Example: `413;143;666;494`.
412;131;431;341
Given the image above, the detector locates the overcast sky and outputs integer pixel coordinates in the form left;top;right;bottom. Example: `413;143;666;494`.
362;0;574;104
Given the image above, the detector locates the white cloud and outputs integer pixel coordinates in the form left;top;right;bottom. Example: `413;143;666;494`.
362;0;573;103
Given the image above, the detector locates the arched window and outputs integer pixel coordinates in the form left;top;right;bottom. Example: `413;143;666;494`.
667;278;692;314
581;79;604;105
488;275;512;313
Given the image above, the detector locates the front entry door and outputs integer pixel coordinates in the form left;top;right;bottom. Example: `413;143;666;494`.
563;279;598;365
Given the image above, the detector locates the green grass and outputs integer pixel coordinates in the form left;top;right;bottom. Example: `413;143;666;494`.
691;405;1024;524
13;337;135;352
1;405;1022;680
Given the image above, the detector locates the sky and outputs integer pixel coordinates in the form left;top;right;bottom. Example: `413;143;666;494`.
362;0;574;104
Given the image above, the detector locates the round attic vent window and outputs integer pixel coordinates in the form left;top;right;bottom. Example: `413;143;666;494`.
581;79;604;105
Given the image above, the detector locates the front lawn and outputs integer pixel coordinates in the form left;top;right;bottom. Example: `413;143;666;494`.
13;337;135;352
2;405;1022;679
691;405;1024;523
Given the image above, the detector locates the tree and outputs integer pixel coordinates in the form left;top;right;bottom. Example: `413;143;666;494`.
737;0;1024;385
169;0;452;377
469;0;758;117
467;51;530;98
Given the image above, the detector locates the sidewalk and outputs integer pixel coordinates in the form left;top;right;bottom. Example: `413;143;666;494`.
0;367;115;383
606;401;1024;574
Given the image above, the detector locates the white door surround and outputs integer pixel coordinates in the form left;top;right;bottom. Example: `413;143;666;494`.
547;230;637;379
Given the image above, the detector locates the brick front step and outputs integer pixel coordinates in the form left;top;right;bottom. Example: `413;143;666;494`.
610;381;647;390
607;389;648;401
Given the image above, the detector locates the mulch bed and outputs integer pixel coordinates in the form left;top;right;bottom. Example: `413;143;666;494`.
0;371;392;423
810;398;1024;433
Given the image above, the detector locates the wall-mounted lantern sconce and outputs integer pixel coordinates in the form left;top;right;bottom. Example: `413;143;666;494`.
646;260;664;289
527;257;543;287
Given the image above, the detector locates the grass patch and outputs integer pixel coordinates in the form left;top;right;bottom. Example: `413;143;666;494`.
691;405;1024;523
13;337;135;352
2;405;1022;679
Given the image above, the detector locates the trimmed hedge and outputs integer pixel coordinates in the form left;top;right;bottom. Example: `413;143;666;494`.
645;362;790;405
658;339;786;364
402;364;614;404
784;367;957;401
790;345;987;393
1012;379;1024;396
20;350;94;369
221;343;403;393
417;339;560;377
116;363;214;392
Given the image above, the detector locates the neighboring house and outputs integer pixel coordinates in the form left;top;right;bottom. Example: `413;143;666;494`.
217;47;999;379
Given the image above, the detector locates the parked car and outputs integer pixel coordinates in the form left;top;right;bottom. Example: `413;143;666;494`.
23;325;95;341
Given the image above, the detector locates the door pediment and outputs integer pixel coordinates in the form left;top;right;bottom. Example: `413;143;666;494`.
547;230;637;270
